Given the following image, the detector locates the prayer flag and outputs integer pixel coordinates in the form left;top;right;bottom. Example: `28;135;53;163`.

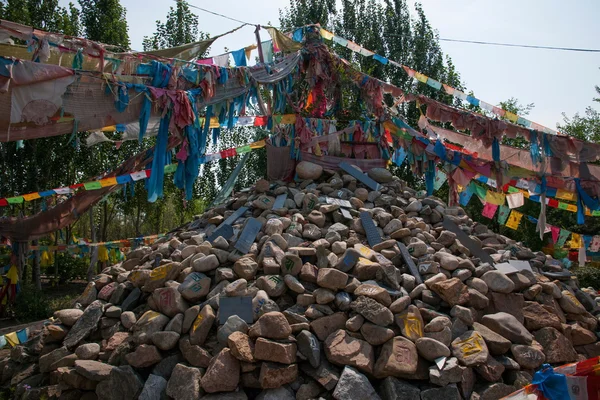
442;84;455;95
433;170;447;191
84;181;102;190
23;193;41;201
320;29;334;40
506;192;524;209
426;78;442;90
485;191;505;206
570;233;582;249
566;204;577;212
332;36;348;47
250;140;266;149
557;229;571;247
373;54;388;65
414;72;428;83
163;164;177;173
505;111;518;123
497;205;510;225
130;171;147;181
459;185;474;206
6;196;23;204
556;188;576;201
590;236;600;252
99;177;117;187
237;145;251;154
482;203;498;219
0;336;6;349
231;49;247;67
551;226;560;244
5;332;18;347
558;202;569;210
0;199;7;207
505;210;523;230
16;329;27;344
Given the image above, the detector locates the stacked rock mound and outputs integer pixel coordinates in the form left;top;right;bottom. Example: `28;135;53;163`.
3;161;600;400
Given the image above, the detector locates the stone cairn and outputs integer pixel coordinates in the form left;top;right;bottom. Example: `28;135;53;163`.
3;161;600;400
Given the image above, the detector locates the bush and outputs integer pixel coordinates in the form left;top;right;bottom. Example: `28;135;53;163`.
13;285;51;322
574;266;600;290
42;253;89;283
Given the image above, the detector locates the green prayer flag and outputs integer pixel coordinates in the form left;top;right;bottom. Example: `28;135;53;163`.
237;145;252;154
557;229;571;247
84;181;102;190
507;186;520;194
474;185;487;200
593;210;600;217
163;164;177;174
6;196;23;204
558;202;569;210
497;205;510;225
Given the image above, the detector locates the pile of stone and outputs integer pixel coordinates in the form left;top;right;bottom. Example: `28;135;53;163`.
3;161;600;400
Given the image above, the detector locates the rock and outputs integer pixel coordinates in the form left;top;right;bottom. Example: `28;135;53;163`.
317;268;349;290
63;301;104;348
472;322;511;355
75;343;100;360
351;296;394;326
367;168;393;183
324;329;374;374
178;272;211;302
522;301;563;331
297;161;323;180
166;363;202;400
201;348;240;393
450;331;489;366
415;337;451;361
54;309;84;327
510;344;545;369
474;383;515;400
259;362;298;389
310;312;347;341
125;344;162;368
333;366;382;400
95;366;144;400
297;330;321;368
254;338;296;364
234;257;259;280
189;304;215;346
420;384;461;400
429;278;469;307
395;305;424;341
152;287;188;317
281;253;302;276
360;322;395;346
379;377;420;400
152;331;180;351
354;284;392;306
481;271;515;293
139;374;167;400
249;311;292;340
429;357;465;386
481;312;533;345
74;360;114;381
373;336;418;378
133;311;170;345
559;290;586;314
534;327;578;364
475;355;505;382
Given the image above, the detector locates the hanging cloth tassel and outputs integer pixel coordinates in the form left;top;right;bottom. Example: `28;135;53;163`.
72;49;83;70
530;130;540;165
147;111;172;202
492;137;500;162
425;160;435;196
536;176;547;240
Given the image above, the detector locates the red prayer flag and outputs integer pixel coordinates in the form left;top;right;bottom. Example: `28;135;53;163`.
0;199;7;207
548;199;559;208
253;116;267;126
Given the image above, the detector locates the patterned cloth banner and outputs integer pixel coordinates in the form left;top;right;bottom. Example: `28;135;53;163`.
433;170;447;190
459;184;474;206
319;29;561;136
485;191;505;206
557;229;571;247
505;210;523;230
0;140;266;207
506;192;525;209
497;205;510;225
482;203;498;219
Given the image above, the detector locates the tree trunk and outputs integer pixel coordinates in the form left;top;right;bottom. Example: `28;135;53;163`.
87;207;98;282
32;239;41;290
135;206;141;237
53;231;59;286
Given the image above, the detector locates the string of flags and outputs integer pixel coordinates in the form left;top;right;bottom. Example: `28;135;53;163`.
317;28;561;136
0;319;50;350
0;140;266;208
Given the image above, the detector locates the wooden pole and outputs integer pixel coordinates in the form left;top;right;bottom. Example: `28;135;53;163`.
254;25;265;64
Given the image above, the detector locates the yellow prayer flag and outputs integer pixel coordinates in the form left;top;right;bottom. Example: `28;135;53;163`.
320;28;334;40
314;142;323;156
566;204;578;212
209;117;220;128
100;177;118;187
505;112;518;123
5;332;18;347
485;191;506;206
570;233;582;249
280;114;296;124
505;210;523;230
556;188;576;201
414;72;428;83
244;44;257;60
23;192;41;201
250;140;266;149
6;265;18;284
101;125;117;132
98;246;109;262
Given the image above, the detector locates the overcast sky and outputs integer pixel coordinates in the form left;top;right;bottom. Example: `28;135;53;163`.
60;0;600;130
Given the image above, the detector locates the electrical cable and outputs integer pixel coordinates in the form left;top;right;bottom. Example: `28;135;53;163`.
438;37;600;53
178;0;255;26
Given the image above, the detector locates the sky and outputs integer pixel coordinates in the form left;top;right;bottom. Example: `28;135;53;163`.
60;0;600;130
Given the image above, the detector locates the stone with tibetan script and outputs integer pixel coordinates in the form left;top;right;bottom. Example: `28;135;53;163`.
189;305;215;346
133;310;170;345
178;272;211;302
143;263;182;292
152;287;188;318
373;336;418;378
450;331;489;367
395;305;424;342
280;253;302;276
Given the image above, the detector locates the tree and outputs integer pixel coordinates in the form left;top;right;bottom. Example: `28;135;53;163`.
0;0;80;36
558;84;600;143
142;0;208;51
78;0;129;49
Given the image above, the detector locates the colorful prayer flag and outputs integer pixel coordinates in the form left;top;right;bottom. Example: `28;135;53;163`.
497;205;510;225
505;210;523;230
83;181;102;190
482;203;498;219
485;191;506;206
506;192;524;209
557;229;571;247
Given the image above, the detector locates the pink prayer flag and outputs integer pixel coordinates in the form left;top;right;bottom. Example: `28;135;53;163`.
551;226;560;243
482;203;498;219
196;58;213;65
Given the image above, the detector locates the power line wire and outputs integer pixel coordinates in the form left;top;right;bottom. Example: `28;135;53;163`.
438;37;600;53
179;0;255;26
